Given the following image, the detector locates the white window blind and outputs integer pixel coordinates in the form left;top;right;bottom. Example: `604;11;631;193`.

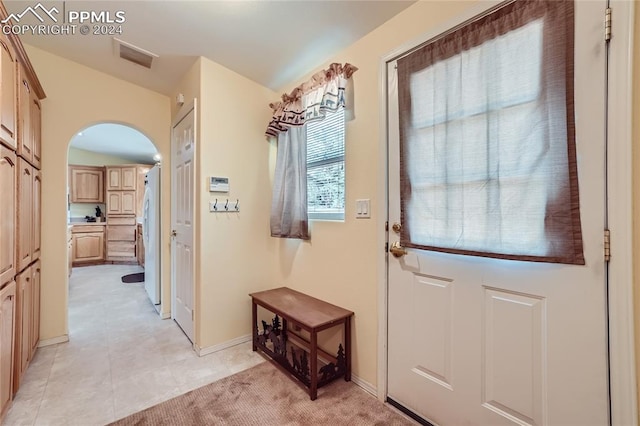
307;107;345;220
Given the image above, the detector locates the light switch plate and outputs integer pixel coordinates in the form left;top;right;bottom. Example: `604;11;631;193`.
356;199;370;219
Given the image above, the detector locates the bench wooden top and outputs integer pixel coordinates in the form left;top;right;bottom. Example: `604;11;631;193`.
250;287;353;330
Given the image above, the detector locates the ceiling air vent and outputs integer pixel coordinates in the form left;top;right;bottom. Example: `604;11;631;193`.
113;38;158;69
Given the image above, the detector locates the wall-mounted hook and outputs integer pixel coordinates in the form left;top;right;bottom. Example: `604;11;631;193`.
224;199;229;211
234;199;239;211
213;199;218;211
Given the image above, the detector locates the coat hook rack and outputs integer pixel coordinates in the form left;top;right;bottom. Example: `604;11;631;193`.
210;198;239;213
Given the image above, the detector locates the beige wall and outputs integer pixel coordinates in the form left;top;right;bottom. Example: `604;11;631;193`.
633;3;640;420
26;44;172;340
172;57;279;349
270;1;477;386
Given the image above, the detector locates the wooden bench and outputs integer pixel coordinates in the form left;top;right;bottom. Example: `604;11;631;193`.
250;287;354;400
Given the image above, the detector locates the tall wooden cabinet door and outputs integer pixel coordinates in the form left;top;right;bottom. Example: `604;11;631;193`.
121;167;136;190
106;167;121;190
107;191;122;214
121;191;136;214
31;170;41;262
30;260;40;355
13;267;30;392
30;95;40;170
0;36;16;151
17;69;31;164
16;159;31;273
0;280;16;418
0;147;16;286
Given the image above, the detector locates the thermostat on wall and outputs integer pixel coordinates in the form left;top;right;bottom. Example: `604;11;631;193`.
209;176;229;193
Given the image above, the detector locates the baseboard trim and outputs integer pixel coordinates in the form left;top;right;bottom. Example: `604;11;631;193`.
352;374;377;396
38;335;69;347
195;334;252;357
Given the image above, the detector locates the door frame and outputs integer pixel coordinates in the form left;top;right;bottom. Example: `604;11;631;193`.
170;99;197;340
375;1;637;424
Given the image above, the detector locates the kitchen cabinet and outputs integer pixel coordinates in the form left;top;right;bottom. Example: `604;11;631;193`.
0;280;16;420
31;170;41;262
30;260;39;355
107;191;135;215
0;10;45;422
29;93;40;170
69;165;104;203
106;216;136;262
16;160;40;272
0;34;16;151
16;158;31;273
0;146;16;286
13;267;30;392
106;166;136;191
16;65;32;166
71;225;105;265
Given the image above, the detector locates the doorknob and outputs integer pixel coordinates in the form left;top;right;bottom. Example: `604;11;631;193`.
389;241;408;258
170;230;177;237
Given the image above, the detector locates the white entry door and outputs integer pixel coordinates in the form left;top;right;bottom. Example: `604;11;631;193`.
171;102;196;342
387;2;609;425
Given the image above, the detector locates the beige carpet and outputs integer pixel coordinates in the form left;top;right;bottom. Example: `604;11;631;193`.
110;362;416;425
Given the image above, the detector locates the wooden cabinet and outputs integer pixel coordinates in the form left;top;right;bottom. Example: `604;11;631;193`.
16;160;40;271
107;191;135;215
16;158;31;273
30;261;39;355
13;267;30;392
106;166;136;191
0;35;16;151
16;65;32;166
29;94;40;170
0;280;16;419
69;165;104;203
31;170;41;262
71;225;105;265
0;147;16;286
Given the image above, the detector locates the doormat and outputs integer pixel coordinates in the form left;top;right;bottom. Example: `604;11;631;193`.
121;273;144;283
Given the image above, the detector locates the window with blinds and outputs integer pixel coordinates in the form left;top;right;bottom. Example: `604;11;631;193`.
307;107;345;220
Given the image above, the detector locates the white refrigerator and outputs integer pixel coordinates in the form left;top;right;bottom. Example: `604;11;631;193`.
143;165;161;305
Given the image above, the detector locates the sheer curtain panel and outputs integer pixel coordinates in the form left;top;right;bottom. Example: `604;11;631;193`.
398;0;583;264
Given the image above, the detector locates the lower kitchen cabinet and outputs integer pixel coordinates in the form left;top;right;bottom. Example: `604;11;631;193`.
0;280;16;419
71;225;105;266
13;262;39;394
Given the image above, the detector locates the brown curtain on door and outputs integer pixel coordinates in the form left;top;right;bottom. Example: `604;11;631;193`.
397;0;583;264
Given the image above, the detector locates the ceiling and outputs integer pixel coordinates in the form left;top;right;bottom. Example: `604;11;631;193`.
69;123;158;163
5;0;415;95
8;0;414;161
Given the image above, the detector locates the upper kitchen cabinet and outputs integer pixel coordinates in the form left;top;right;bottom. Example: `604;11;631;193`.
69;165;104;203
0;146;16;286
16;65;31;165
0;33;16;151
106;166;136;191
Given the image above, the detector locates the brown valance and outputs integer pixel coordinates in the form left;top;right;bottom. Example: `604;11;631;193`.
265;63;358;138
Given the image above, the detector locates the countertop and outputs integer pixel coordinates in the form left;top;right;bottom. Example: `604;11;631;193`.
69;218;106;226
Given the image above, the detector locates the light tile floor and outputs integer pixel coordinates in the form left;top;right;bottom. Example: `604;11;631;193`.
4;264;264;425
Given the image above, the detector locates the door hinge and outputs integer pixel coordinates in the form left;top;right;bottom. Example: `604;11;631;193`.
191;310;194;321
385;242;389;253
604;229;611;262
385;221;389;232
605;7;612;42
